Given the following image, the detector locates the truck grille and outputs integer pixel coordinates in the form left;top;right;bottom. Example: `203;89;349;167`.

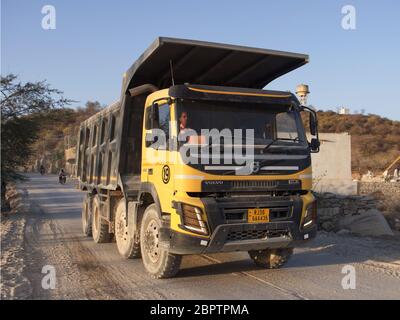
231;180;277;189
227;229;289;241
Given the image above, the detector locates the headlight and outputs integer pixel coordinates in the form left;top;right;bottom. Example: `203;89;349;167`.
302;201;317;229
179;203;209;236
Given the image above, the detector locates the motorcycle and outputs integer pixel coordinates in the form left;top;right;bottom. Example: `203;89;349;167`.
59;174;66;184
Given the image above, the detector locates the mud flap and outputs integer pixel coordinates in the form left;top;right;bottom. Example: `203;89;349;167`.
127;201;138;231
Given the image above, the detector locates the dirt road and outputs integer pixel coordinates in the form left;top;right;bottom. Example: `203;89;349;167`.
3;173;400;299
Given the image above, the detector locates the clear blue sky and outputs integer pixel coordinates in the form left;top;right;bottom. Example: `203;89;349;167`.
2;0;400;119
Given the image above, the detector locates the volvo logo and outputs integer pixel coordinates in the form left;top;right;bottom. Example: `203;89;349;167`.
204;181;224;185
162;165;170;184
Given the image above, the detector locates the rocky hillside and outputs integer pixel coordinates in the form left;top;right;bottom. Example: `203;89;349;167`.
305;111;400;173
28;101;103;169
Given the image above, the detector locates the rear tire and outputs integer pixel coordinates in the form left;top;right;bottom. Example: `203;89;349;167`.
140;204;181;279
248;248;293;269
115;199;141;259
82;195;92;236
92;195;110;243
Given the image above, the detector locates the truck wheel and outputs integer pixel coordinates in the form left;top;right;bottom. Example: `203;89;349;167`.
82;195;92;236
92;195;110;243
140;204;182;279
248;248;293;269
115;199;141;259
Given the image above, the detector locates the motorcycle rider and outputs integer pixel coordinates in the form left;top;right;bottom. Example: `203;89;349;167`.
59;168;66;183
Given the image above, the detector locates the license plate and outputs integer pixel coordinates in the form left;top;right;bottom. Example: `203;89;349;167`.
248;208;270;223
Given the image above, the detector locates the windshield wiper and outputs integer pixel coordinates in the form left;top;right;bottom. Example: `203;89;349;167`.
262;137;300;153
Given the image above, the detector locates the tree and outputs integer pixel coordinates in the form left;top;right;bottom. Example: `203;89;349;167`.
1;74;71;121
1;74;72;185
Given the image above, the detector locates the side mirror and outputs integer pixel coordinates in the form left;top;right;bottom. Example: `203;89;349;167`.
145;132;155;148
149;102;159;129
310;138;320;153
309;113;317;136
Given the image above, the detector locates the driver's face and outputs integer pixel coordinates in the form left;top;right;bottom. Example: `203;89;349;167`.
179;112;188;128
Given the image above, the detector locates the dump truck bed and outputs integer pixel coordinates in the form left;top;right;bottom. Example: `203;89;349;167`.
122;37;308;96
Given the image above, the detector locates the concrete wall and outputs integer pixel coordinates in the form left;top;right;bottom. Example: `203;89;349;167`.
311;133;358;195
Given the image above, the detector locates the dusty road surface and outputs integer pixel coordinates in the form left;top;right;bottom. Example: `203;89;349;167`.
3;173;400;299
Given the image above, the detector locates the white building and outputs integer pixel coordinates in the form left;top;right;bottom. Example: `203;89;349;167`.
338;107;350;115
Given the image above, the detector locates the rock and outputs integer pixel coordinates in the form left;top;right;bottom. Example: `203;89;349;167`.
321;221;335;232
318;207;340;217
338;209;394;237
357;209;367;215
362;195;376;201
343;208;355;215
336;229;351;235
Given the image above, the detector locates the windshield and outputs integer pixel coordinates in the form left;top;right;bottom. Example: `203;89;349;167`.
176;100;307;146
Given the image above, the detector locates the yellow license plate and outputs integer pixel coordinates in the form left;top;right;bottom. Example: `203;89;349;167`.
248;208;270;223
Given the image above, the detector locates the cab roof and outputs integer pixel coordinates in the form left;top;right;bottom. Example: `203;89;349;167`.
169;84;298;106
122;37;308;96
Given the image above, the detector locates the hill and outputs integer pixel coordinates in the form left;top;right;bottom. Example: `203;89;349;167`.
28;101;104;170
313;111;400;173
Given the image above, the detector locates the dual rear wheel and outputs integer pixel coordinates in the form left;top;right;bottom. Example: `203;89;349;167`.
81;194;110;243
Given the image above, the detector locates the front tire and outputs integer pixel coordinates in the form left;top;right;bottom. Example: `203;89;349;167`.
92;195;111;243
140;204;181;279
248;248;293;269
115;199;141;259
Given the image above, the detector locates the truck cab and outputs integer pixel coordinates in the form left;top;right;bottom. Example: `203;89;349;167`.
76;38;320;278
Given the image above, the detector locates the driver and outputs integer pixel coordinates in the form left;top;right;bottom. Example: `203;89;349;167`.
179;111;189;133
178;111;205;144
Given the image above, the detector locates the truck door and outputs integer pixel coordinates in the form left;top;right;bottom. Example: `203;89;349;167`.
142;102;174;208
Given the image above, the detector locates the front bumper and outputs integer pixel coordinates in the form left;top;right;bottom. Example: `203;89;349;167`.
161;223;316;255
161;195;317;255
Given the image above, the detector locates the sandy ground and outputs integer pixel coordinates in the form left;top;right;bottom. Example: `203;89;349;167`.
1;173;399;300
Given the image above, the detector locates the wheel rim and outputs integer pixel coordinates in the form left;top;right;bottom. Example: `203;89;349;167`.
144;218;160;263
116;208;129;247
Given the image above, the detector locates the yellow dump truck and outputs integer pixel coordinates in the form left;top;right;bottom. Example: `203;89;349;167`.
76;37;320;278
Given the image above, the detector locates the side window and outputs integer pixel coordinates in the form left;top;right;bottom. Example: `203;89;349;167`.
145;103;170;149
158;104;170;141
276;112;299;141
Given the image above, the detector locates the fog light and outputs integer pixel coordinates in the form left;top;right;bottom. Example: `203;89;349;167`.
180;204;209;235
302;202;317;229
